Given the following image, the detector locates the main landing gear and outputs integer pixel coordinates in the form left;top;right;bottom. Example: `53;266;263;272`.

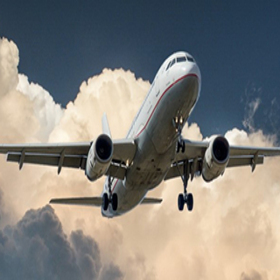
177;161;193;212
102;176;118;211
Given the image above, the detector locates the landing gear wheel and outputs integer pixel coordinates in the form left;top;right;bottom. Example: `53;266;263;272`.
186;193;193;211
176;160;195;212
102;193;109;211
111;193;118;211
178;193;184;211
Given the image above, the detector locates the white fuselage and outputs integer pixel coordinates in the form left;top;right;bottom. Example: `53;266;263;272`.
102;51;201;217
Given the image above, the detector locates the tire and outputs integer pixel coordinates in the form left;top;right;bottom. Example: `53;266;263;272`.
186;193;193;211
112;193;118;211
102;193;109;211
178;193;184;211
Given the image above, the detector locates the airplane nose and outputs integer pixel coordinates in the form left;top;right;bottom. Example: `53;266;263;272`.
189;62;201;81
180;61;201;84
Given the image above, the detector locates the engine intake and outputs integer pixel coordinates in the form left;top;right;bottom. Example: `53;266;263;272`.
202;136;230;182
86;134;113;181
95;134;113;163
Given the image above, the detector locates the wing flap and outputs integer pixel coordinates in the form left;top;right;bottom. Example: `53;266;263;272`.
7;153;86;170
50;197;102;207
227;155;264;168
230;146;280;157
165;155;265;181
0;142;91;155
0;139;136;178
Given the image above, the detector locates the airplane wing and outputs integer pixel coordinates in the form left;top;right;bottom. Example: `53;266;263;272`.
0;138;136;180
165;139;280;181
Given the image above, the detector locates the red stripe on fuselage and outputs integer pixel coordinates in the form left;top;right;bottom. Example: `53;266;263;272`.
134;73;198;138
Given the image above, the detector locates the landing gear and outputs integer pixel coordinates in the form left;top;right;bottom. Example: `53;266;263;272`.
176;139;185;153
173;116;185;153
102;176;118;211
178;193;184;211
177;161;194;212
186;193;193;211
173;115;194;211
111;193;118;211
178;193;193;211
102;193;109;211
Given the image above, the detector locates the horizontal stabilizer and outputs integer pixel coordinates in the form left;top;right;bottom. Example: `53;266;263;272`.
50;197;102;207
141;197;162;204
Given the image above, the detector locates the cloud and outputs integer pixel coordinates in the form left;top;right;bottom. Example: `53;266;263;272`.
0;205;122;280
16;74;64;142
240;269;267;280
241;81;280;141
1;36;280;279
0;38;63;143
0;38;19;98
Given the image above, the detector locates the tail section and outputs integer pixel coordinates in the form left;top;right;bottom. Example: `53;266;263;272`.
50;197;102;207
102;113;111;137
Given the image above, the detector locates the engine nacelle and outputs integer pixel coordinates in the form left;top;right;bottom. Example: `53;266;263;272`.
86;134;113;181
202;136;230;182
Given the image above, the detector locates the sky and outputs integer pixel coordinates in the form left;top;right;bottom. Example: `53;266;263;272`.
1;1;280;280
1;1;280;138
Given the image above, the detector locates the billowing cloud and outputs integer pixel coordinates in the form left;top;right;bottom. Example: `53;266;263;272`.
0;36;280;279
17;74;64;142
0;205;122;280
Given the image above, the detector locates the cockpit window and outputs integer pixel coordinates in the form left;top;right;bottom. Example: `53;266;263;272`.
177;56;187;63
187;56;195;62
166;61;171;70
166;58;176;71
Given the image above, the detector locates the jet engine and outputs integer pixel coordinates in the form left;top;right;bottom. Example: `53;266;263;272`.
202;136;230;182
86;134;113;181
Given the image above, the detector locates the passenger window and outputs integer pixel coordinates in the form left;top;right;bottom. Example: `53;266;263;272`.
177;56;187;63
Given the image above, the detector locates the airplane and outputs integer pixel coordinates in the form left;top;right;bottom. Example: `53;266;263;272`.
1;51;280;218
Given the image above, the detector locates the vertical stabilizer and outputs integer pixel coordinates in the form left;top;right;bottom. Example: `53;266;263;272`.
102;113;112;137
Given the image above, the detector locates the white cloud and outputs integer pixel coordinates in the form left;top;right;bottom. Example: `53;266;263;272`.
17;74;64;142
242;97;261;132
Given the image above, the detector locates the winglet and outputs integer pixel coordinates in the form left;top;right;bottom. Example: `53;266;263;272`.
102;113;111;138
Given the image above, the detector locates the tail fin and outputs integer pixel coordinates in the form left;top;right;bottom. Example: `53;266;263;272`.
102;113;111;137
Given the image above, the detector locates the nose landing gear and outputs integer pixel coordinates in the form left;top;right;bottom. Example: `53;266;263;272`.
173;116;185;153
